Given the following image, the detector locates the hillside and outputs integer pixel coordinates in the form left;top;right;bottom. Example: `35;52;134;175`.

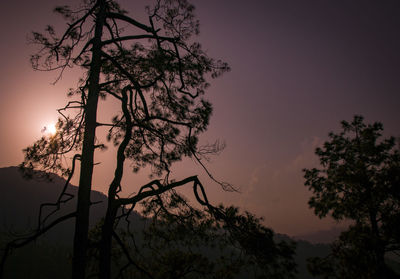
0;166;107;244
0;166;331;278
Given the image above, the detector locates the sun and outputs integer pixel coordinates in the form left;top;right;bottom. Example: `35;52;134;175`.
48;123;57;135
44;123;57;135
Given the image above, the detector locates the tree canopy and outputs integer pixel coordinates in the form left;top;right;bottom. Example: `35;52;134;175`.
24;0;229;179
304;115;400;278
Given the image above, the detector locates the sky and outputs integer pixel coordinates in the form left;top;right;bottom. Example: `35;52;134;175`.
1;0;400;238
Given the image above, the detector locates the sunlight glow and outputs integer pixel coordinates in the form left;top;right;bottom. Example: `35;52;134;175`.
43;123;57;135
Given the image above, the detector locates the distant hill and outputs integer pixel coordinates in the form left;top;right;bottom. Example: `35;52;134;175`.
0;166;108;244
275;234;330;279
0;166;331;278
294;226;345;244
0;166;104;278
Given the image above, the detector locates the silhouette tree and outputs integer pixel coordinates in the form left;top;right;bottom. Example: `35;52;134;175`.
303;115;400;278
0;1;231;279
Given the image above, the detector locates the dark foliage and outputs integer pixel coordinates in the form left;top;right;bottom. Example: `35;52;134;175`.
304;115;400;278
87;192;297;279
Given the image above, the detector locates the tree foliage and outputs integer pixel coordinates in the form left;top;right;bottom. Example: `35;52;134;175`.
304;115;400;278
23;0;229;178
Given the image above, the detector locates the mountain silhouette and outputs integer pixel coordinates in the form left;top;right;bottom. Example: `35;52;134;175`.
294;226;345;244
0;166;107;244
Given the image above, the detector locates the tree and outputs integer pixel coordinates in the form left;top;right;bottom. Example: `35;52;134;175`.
0;1;231;279
303;115;400;278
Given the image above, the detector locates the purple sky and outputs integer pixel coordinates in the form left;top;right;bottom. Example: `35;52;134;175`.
1;0;400;237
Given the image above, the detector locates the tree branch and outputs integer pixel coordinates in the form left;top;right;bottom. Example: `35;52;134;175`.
106;12;153;33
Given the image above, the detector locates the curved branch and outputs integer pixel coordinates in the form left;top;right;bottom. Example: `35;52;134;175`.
100;51;150;118
38;154;81;228
118;176;198;206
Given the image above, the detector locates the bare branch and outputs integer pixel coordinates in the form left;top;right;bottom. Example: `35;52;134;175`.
38;154;81;228
106;12;153;33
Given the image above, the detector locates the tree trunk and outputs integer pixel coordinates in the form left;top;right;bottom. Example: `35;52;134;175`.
72;1;106;278
369;209;388;278
99;88;132;279
99;202;118;279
